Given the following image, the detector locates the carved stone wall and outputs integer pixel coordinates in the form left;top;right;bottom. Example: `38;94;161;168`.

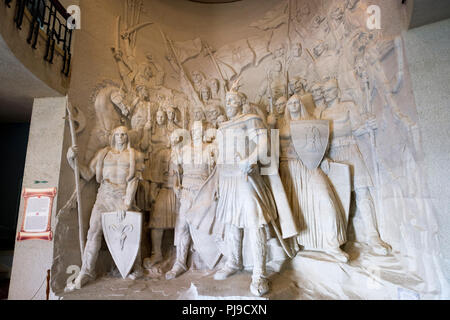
49;0;449;298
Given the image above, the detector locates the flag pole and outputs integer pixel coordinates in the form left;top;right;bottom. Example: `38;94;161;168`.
165;33;205;110
204;40;228;91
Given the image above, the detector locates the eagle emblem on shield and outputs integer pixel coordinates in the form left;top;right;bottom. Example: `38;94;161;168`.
289;120;330;170
102;211;142;279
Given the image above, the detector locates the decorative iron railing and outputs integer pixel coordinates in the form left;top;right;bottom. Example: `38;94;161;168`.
3;0;73;76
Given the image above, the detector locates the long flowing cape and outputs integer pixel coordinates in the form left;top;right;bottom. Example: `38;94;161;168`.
186;167;299;241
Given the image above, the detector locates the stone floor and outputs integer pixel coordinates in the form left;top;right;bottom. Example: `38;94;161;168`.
59;243;434;300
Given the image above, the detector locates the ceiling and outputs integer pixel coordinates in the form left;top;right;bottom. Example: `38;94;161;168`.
0;33;60;123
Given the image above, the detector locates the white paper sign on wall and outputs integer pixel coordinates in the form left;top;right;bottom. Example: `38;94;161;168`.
17;188;57;241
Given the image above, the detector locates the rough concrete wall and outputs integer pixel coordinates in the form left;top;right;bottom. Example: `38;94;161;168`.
8;97;67;300
403;18;450;280
409;0;450;29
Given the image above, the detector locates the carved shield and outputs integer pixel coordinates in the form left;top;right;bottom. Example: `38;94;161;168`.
327;162;351;227
102;211;142;279
290;120;330;170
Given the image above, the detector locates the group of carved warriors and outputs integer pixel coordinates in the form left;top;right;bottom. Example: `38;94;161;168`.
71;4;398;295
79;74;390;294
72;59;393;298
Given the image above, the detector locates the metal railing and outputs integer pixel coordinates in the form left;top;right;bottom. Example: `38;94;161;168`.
3;0;73;76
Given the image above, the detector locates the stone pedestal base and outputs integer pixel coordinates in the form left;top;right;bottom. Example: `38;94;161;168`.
59;242;437;300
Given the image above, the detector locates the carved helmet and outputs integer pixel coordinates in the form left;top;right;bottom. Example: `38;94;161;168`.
226;77;245;105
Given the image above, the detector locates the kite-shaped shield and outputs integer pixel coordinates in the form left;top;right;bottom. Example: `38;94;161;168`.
290;120;330;170
102;211;142;279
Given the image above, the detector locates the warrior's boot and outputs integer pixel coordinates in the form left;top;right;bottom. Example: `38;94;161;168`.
64;272;93;292
166;231;190;280
214;226;243;280
250;275;270;297
249;227;270;297
166;262;187;280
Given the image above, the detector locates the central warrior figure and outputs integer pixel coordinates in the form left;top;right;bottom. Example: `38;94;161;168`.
210;83;279;296
188;81;299;297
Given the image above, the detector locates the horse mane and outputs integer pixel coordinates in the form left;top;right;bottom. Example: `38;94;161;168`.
90;80;121;104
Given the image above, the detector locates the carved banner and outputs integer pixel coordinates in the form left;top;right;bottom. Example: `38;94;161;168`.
290;120;330;170
102;211;142;279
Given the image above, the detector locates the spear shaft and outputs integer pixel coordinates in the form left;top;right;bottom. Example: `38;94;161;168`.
66;98;85;262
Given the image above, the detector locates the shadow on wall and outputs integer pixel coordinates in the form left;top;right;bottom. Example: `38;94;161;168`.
0;123;30;251
0;279;9;300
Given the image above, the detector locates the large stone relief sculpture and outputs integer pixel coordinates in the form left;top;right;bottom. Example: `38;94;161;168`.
56;0;448;300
